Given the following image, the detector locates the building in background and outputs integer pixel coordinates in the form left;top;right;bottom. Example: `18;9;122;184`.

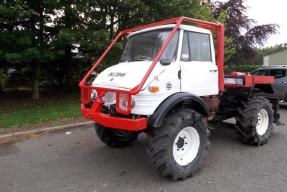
263;49;287;66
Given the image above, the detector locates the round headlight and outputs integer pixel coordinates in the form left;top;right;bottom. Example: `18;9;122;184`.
103;92;116;106
90;89;97;100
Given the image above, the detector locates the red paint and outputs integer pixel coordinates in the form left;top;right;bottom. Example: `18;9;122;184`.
81;105;147;131
253;76;274;85
217;24;225;92
225;72;274;88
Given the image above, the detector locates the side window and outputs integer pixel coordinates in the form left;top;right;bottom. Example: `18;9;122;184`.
181;32;190;61
269;69;286;79
188;32;211;62
253;70;267;76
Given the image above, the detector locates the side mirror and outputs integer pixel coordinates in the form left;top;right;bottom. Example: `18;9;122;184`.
85;71;98;85
91;71;98;77
160;59;171;66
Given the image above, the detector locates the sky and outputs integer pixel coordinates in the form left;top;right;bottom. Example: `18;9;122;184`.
246;0;287;47
216;0;287;47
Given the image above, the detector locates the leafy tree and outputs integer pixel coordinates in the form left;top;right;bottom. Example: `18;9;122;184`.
212;0;278;65
251;43;287;65
0;68;7;92
260;43;287;56
0;0;229;99
0;0;55;98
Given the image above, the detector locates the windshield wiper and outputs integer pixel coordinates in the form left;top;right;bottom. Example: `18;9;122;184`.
132;56;153;61
119;59;129;62
132;59;150;61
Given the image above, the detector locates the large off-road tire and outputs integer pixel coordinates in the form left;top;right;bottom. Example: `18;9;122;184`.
148;109;208;180
235;97;274;146
95;124;139;148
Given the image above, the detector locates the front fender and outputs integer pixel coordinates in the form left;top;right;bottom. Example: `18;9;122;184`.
148;92;209;127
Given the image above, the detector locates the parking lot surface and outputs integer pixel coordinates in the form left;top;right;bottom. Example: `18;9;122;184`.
1;105;287;192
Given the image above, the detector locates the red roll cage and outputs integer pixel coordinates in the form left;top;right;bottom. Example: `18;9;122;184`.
79;16;225;116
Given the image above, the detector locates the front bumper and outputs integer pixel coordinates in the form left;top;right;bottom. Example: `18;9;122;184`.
81;103;147;131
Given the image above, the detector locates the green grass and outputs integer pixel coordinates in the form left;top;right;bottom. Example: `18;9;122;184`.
0;97;81;129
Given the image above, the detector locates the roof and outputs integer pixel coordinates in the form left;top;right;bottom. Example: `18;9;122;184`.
261;65;287;69
266;49;287;57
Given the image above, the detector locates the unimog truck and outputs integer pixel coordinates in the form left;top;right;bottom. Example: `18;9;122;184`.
79;17;280;180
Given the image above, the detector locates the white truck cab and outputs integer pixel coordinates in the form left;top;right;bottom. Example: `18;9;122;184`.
92;24;218;115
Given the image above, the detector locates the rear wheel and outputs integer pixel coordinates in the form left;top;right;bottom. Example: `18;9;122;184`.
235;97;274;145
148;109;208;180
95;124;139;148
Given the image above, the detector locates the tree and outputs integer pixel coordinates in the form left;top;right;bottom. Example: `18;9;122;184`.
0;0;55;99
0;68;7;92
251;43;287;65
0;0;217;98
212;0;278;65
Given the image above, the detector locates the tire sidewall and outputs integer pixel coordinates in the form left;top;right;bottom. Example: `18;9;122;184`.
95;124;138;147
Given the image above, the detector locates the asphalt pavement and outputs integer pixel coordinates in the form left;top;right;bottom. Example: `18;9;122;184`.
1;106;287;192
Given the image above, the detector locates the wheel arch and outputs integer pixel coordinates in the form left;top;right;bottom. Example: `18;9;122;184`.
148;92;209;128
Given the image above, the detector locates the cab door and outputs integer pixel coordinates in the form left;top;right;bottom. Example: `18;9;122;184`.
179;31;218;96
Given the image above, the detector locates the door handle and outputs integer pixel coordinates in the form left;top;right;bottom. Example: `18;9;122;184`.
210;70;218;72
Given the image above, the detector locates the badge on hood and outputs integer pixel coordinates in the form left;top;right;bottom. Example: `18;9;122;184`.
108;72;126;77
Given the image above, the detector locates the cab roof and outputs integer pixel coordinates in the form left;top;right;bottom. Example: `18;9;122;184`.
127;24;212;38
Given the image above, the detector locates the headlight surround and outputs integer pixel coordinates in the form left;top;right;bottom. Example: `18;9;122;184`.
224;77;244;85
103;92;116;106
119;93;135;111
90;89;97;100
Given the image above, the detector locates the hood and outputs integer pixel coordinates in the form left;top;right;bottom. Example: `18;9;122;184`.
92;61;163;90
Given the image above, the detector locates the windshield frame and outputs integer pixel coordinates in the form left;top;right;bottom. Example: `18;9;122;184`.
120;28;179;63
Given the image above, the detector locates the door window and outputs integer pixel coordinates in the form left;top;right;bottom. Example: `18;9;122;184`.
181;32;190;61
252;69;268;76
181;31;212;62
269;69;286;79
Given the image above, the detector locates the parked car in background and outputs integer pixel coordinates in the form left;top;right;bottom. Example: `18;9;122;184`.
251;65;287;101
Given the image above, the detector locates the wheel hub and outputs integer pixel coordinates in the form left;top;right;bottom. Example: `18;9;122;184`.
176;137;185;149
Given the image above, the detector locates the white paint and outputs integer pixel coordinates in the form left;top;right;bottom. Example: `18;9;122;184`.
178;29;218;96
173;126;200;166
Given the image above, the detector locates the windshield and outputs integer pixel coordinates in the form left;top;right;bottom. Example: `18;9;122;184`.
121;29;179;62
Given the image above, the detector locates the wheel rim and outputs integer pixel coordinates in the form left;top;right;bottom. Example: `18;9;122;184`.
172;127;200;166
256;109;269;136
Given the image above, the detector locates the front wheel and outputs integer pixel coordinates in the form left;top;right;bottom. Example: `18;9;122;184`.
235;97;274;145
148;109;208;180
95;124;139;148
